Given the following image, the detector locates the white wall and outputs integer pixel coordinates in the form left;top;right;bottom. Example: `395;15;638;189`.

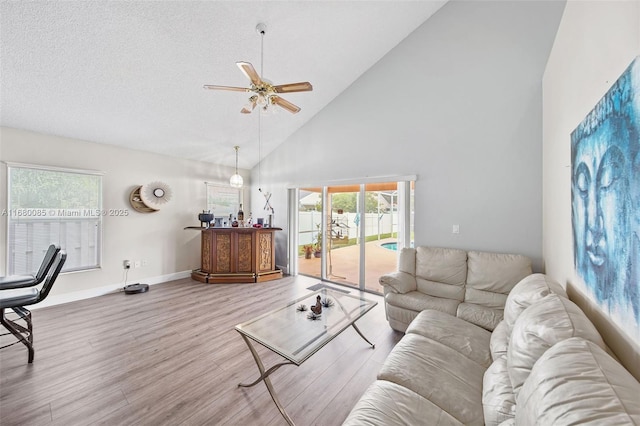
251;0;565;272
0;127;250;304
543;0;640;378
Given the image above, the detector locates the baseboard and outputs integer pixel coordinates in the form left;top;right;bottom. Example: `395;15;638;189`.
32;270;192;309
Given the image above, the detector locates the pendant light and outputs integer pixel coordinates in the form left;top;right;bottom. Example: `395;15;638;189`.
229;145;243;188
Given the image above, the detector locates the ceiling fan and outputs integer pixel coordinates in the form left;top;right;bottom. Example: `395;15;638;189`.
203;23;313;114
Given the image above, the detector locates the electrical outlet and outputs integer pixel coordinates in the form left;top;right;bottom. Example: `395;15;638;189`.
142;260;148;267
123;260;131;269
452;225;460;234
134;260;141;268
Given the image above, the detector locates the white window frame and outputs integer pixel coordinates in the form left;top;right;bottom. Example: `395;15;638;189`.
6;162;104;274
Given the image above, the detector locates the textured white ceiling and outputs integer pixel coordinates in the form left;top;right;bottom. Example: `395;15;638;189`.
0;1;447;169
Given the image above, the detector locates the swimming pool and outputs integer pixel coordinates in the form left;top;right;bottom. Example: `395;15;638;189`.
381;242;413;251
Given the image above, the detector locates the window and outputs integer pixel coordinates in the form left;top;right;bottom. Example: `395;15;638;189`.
6;163;103;274
205;183;241;220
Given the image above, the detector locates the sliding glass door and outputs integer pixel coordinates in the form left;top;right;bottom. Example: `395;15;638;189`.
295;179;414;294
298;188;323;279
327;187;360;288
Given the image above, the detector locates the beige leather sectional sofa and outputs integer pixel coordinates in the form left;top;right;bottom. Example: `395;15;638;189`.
344;263;640;424
380;247;533;332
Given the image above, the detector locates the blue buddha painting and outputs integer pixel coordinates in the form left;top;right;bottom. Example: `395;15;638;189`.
571;56;640;340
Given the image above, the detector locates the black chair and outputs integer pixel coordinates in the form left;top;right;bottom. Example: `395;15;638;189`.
0;244;61;290
0;251;66;363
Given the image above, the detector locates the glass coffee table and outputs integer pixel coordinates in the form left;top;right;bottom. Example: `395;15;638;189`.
235;287;377;425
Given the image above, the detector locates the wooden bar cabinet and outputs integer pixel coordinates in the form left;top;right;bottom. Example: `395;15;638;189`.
191;227;282;284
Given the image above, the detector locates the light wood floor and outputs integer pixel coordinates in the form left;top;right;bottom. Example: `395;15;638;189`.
0;275;403;426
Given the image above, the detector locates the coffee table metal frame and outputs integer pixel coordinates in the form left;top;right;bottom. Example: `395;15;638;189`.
235;288;377;425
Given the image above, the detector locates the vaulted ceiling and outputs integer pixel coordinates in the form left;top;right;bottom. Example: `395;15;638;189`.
1;1;448;169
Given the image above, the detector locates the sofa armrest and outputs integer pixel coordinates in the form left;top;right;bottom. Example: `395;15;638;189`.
379;271;417;294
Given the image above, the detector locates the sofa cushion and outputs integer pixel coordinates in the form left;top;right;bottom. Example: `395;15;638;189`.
483;356;515;426
406;309;492;368
378;333;485;426
463;288;509;309
515;337;640;425
416;277;466;301
503;273;567;331
490;320;509;360
398;247;416;275
415;247;467;294
342;380;464;426
385;291;460;317
465;250;532;298
507;294;606;398
456;303;503;331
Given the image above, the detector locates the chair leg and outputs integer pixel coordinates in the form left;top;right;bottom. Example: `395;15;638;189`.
1;307;34;363
13;307;34;363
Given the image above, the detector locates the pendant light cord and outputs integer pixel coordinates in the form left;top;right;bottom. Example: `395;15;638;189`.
258;113;262;192
235;145;239;173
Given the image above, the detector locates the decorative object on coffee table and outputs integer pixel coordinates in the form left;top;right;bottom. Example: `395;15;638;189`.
321;297;334;308
311;295;322;315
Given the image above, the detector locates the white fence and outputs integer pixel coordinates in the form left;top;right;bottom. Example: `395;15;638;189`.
8;218;100;274
298;211;397;246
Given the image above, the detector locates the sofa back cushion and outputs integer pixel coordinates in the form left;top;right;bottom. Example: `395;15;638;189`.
507;294;605;398
465;251;532;308
515;337;640;425
455;303;503;331
415;247;467;301
482;356;515;426
489;320;509;360
398;247;416;275
503;273;567;331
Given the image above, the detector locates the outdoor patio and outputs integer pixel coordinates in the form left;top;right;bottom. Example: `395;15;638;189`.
297;237;399;294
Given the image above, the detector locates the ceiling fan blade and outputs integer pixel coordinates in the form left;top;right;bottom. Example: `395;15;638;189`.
203;85;249;92
273;82;313;93
236;62;262;86
271;96;301;114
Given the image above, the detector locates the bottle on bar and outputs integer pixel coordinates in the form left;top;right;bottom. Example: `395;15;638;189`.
238;204;244;221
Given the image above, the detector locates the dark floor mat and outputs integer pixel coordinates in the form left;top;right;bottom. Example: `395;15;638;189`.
306;283;351;294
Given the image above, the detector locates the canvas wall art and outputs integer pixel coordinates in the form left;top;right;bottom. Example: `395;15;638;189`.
571;56;640;342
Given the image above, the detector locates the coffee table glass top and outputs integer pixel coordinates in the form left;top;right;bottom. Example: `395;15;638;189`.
235;288;377;365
